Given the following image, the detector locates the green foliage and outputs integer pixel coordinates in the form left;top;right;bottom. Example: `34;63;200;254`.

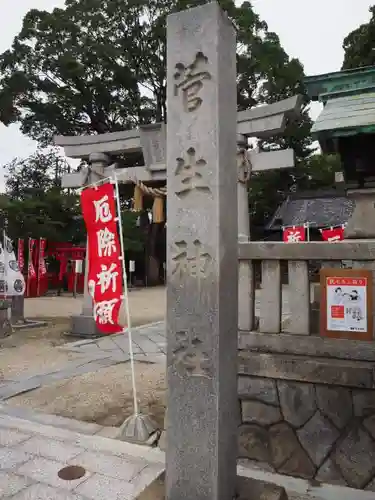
342;6;375;69
0;0;338;233
0;0;308;141
0;148;146;252
120;210;146;253
302;153;342;190
0;148;84;243
5;147;69;199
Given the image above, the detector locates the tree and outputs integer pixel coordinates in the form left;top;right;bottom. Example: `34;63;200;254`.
0;0;308;142
301;153;342;191
5;147;69;200
0;148;83;243
342;6;375;69
0;0;316;233
120;210;146;253
1;149;146;259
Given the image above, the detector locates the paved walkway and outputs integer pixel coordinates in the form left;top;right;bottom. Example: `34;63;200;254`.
0;285;292;401
0;406;164;499
60;322;166;358
0;404;370;500
0;322;166;402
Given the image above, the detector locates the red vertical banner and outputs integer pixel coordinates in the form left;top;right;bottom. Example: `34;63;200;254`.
37;238;47;296
17;239;25;273
26;238;37;297
28;239;37;279
80;183;123;334
38;238;47;277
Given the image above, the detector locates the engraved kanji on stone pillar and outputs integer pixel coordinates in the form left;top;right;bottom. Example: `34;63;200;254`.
174;52;211;112
175;148;211;197
171;239;213;279
166;3;238;500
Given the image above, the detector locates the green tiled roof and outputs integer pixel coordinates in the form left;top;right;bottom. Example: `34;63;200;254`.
311;93;375;137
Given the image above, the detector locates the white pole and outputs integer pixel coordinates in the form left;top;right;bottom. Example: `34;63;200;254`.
113;174;139;415
3;231;7;302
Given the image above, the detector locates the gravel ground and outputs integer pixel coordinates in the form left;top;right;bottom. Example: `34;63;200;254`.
1;286;165;381
1;287;167;426
24;286;166;326
8;361;166;427
0;319;79;380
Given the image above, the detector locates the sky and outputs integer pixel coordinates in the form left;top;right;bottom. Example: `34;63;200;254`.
0;0;374;189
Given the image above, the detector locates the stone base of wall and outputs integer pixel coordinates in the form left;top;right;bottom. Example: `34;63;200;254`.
160;337;375;491
238;349;375;491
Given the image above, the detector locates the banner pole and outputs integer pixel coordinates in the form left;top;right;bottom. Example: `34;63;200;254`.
3;231;7;303
113;175;139;415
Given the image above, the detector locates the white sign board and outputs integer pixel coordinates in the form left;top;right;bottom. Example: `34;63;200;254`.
326;276;367;333
75;260;83;273
129;260;135;273
0;235;25;296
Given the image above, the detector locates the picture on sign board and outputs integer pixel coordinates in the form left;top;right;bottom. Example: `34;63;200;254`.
320;269;373;341
326;277;366;332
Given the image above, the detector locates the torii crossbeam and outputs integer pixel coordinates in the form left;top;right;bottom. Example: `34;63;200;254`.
55;95;302;337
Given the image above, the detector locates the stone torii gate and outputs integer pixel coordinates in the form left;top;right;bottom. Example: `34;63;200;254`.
55;97;302;337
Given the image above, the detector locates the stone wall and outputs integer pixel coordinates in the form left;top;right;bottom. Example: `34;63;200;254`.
238;354;375;491
160;339;375;491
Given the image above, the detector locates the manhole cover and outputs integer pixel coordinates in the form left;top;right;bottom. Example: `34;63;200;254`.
58;465;86;481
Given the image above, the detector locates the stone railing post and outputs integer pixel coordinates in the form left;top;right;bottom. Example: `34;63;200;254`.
237;134;254;331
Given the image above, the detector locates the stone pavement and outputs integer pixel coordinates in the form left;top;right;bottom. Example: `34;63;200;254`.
0;287;292;401
0;322;166;402
61;287;292;360
0;403;370;500
60;322;166;359
0;406;164;499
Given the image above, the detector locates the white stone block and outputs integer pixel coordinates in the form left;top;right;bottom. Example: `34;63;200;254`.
0;470;31;496
69;450;147;481
16;457;90;490
74;472;135;500
11;482;88;500
0;427;31;447
16;436;83;462
0;446;31;470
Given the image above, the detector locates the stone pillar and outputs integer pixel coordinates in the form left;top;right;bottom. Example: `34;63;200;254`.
237;134;253;331
0;300;12;338
166;4;238;500
71;152;111;337
11;296;24;324
344;187;375;338
344;188;375;239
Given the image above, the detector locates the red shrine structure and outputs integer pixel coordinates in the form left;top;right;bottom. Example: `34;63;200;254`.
26;242;85;297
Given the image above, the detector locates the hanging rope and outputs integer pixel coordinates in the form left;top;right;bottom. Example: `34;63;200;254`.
132;179;167;198
237;146;252;184
131;179;167;223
